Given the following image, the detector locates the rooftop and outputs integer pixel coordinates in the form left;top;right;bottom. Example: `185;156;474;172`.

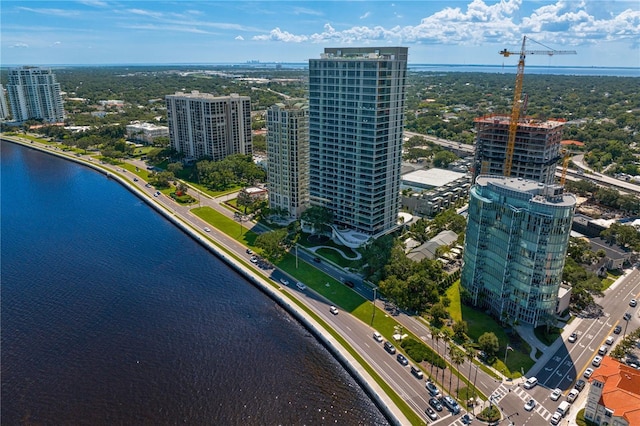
402;168;467;190
590;356;640;425
474;114;566;129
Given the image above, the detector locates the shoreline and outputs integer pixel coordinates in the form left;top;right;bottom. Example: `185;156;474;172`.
1;136;410;426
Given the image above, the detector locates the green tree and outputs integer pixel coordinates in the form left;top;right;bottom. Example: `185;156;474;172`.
478;332;499;358
432;150;459;167
300;206;333;235
254;229;288;262
429;302;449;328
453;320;468;341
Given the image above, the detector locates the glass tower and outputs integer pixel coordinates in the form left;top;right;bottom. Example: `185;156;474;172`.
461;176;576;327
308;47;408;238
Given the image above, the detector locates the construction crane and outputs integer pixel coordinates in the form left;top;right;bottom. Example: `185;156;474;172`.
500;36;576;177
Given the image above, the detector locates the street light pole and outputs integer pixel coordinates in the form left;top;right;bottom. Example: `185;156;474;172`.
370;287;377;326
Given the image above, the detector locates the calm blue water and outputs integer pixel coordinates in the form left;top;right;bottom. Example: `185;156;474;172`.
0;141;389;425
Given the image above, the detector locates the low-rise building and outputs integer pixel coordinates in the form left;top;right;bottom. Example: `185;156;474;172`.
585;356;640;425
126;121;169;144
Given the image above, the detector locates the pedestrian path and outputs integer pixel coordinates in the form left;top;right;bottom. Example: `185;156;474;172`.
489;384;553;422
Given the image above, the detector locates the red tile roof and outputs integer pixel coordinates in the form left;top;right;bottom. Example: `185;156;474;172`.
590;356;640;424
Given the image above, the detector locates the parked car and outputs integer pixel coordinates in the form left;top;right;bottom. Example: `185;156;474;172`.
567;389;579;403
429;397;443;411
397;354;409;366
550;411;562;425
606;335;615;345
524;399;536;411
426;381;440;397
425;406;438;421
550;388;562;401
630;299;637;307
575;379;586;391
598;345;608;355
461;413;473;424
614;325;622;334
584;368;594;378
624;312;632;321
592;355;602;367
384;341;396;354
441;395;460;414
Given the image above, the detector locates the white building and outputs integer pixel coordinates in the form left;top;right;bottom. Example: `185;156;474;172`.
6;66;65;123
308;47;408;242
165;91;252;162
126;121;169;144
266;100;310;219
0;85;9;121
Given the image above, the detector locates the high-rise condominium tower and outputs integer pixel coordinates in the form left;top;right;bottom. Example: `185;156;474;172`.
166;91;252;162
6;66;65;123
473;115;564;185
0;85;9;121
461;175;576;327
266;100;310;219
308;47;408;241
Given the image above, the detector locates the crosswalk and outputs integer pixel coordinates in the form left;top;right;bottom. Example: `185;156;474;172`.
489;384;554;421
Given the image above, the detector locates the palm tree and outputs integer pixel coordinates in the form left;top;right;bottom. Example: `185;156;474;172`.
441;333;451;388
464;344;477;402
430;326;440;378
451;348;466;398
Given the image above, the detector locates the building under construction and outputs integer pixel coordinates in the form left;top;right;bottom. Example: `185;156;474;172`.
472;114;565;185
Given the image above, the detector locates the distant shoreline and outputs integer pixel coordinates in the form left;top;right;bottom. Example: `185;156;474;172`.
1;63;637;77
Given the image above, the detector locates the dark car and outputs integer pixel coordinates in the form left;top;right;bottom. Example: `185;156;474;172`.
397;354;409;366
624;312;632;321
429;397;443;412
313;257;321;263
575;379;586;391
426;381;440;397
344;280;355;288
425;406;438;421
384;341;396;354
614;325;622;334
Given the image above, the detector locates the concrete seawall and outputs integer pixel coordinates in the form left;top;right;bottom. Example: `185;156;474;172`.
3;137;409;426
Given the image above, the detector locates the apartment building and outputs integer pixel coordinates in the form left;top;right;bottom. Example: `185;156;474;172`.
308;47;408;242
585;356;640;426
6;66;65;123
0;85;9;121
461;175;576;327
266;100;310;219
473;115;565;185
165;91;251;162
126;121;169;144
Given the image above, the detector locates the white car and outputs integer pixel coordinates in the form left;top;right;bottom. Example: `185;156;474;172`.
296;282;307;291
203;227;211;232
524;399;536;411
279;278;289;286
567;389;579;403
550;412;562;425
550;388;562;401
523;377;538;389
250;256;258;264
329;306;338;315
584;368;594;378
373;331;383;342
592;355;602;367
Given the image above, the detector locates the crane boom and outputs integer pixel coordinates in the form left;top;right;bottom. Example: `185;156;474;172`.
500;36;576;177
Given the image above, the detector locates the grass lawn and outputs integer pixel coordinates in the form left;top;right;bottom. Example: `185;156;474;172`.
446;282;463;323
461;304;534;378
316;247;359;268
191;206;258;247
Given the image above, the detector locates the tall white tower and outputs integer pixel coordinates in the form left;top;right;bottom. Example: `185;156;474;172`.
6;66;65;123
308;47;408;240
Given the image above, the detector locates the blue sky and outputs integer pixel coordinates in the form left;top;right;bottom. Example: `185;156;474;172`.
2;0;639;67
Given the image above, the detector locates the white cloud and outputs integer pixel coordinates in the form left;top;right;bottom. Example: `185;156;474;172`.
360;12;370;20
292;7;323;16
77;0;108;7
11;42;29;48
17;6;80;17
253;28;309;42
251;0;639;49
50;41;62;47
235;35;244;41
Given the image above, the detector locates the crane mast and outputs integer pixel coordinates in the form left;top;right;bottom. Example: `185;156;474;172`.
499;37;576;177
